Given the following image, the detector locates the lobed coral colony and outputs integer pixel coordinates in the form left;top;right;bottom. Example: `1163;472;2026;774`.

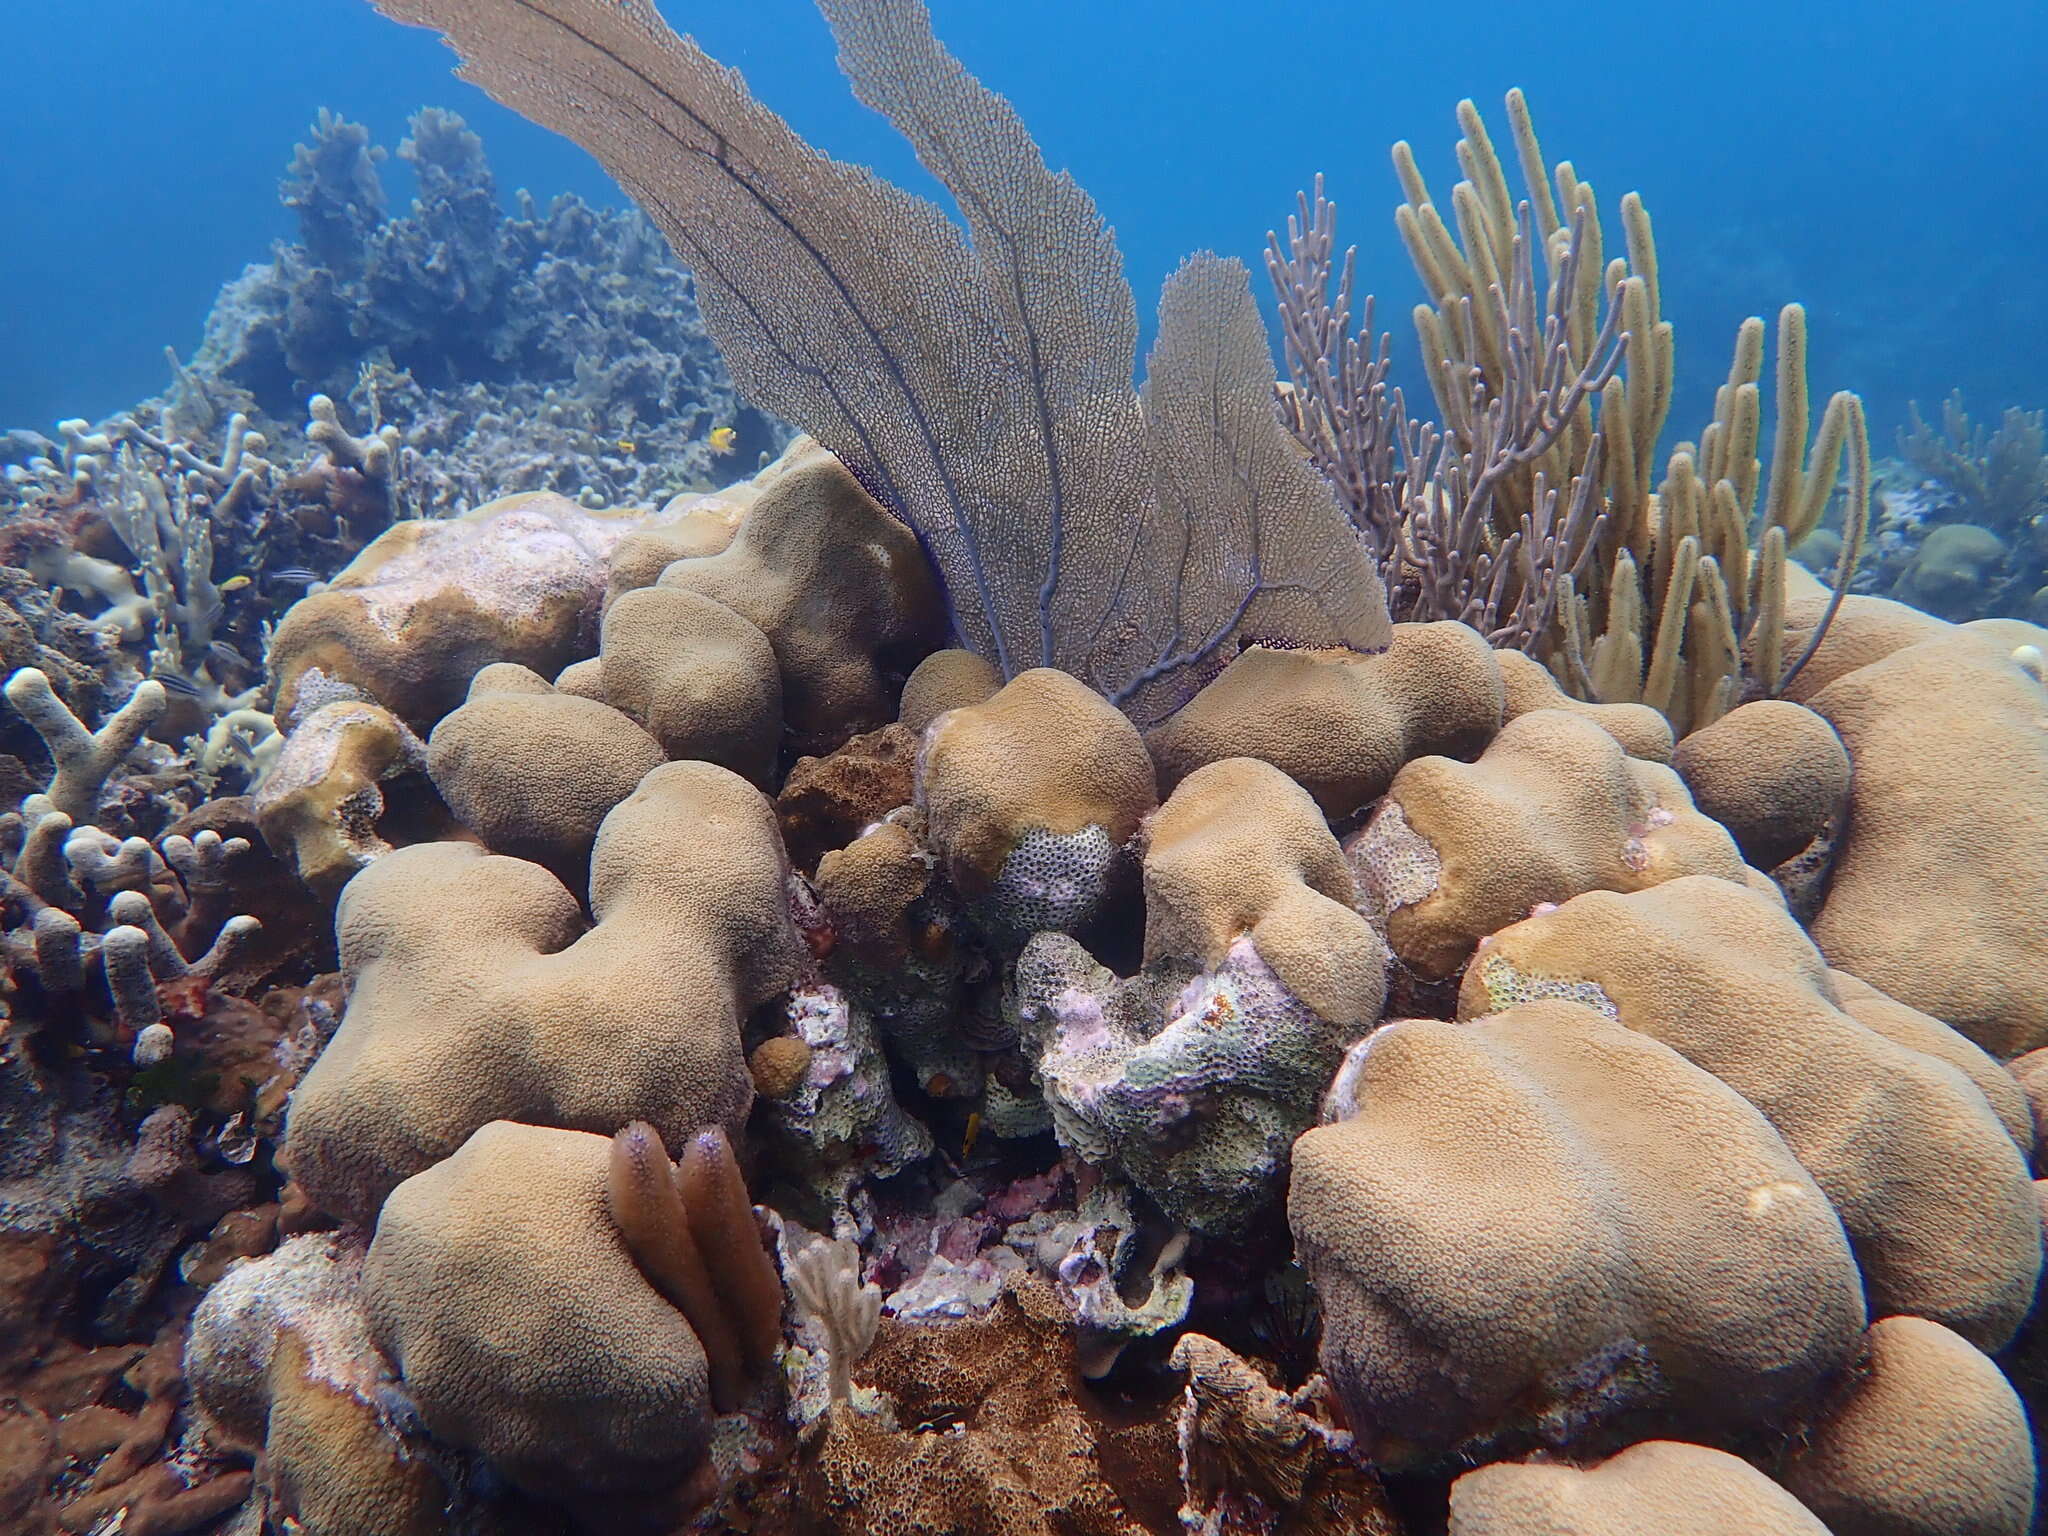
6;0;2048;1533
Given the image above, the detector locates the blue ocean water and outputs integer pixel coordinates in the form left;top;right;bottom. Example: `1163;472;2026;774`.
4;0;2043;445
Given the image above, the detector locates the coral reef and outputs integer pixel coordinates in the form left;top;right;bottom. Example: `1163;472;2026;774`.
5;2;2048;1532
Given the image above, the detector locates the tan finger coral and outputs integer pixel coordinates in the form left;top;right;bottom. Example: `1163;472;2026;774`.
1144;622;1504;817
657;439;945;752
916;667;1157;943
270;490;654;731
426;664;665;878
1777;1315;2035;1536
282;759;805;1225
1291;1002;1865;1469
596;584;782;783
364;1121;719;1494
1805;626;2048;1057
1671;699;1850;872
1449;1441;1831;1536
1348;709;1750;981
1459;877;2042;1348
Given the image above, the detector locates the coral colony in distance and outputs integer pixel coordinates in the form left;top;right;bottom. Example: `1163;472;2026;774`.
3;0;2047;1533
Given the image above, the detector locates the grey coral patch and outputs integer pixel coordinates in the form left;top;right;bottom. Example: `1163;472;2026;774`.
1011;930;1361;1234
1472;952;1620;1018
762;982;934;1217
1345;799;1441;931
977;822;1125;944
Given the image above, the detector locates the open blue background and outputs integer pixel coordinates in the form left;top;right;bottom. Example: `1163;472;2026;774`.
4;0;2043;450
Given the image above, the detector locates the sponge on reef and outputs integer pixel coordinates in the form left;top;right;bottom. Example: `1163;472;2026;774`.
1010;758;1387;1233
916;667;1157;943
654;439;945;752
1349;709;1749;980
1449;1441;1832;1536
1460;877;2042;1348
1144;622;1504;817
1291;1002;1865;1469
281;759;805;1226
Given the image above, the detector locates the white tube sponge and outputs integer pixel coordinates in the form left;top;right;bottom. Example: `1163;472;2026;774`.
4;669;167;822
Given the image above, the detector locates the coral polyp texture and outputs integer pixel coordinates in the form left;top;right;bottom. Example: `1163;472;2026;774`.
281;759;805;1226
7;0;2048;1531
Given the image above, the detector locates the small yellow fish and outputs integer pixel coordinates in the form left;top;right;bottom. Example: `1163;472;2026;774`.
709;425;738;455
218;574;252;593
961;1110;982;1162
614;438;638;454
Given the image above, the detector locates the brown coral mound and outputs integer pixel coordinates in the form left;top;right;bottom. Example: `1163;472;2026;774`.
270;490;651;731
1494;648;1673;760
425;665;665;877
364;1122;716;1494
1671;699;1849;871
1804;625;2048;1058
188;1234;445;1536
916;668;1156;937
777;723;917;873
596;584;783;784
1351;708;1749;980
281;759;805;1225
1144;623;1504;818
1449;1441;1830;1535
797;1276;1180;1535
1142;756;1386;1027
252;699;432;900
1460;877;2041;1348
1291;1001;1865;1469
898;648;1001;734
656;440;946;753
1777;1315;2035;1536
